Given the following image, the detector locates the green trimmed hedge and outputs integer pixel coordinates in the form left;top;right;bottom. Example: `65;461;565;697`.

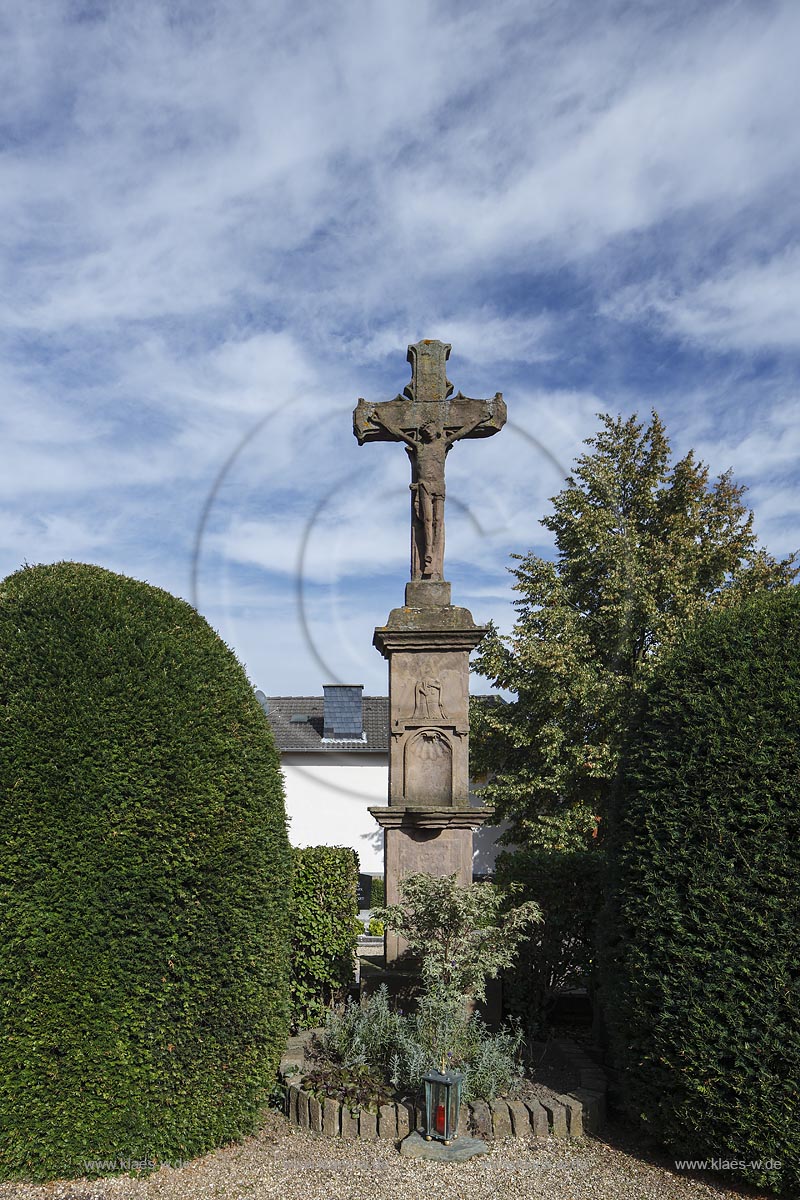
290;846;361;1031
601;586;800;1196
496;847;603;1034
0;562;292;1182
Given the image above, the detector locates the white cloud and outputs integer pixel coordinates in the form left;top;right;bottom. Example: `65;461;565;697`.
690;399;800;482
1;1;799;690
610;248;800;351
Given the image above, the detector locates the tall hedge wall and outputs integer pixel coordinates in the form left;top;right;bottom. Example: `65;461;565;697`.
0;562;292;1183
290;846;360;1031
600;586;800;1196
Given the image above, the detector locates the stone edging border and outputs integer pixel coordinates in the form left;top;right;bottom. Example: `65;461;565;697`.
279;1033;606;1143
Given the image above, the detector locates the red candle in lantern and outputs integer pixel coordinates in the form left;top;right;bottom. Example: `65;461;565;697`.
435;1104;446;1134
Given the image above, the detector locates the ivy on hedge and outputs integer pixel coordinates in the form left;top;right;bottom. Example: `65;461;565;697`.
600;586;800;1196
0;562;292;1183
290;846;361;1031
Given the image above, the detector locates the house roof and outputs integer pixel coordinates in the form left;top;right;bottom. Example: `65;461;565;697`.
263;695;390;753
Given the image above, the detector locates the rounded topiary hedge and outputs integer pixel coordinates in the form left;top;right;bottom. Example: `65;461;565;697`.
0;562;292;1182
601;586;800;1196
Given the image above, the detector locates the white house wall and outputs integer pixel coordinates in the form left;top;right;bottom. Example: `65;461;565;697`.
281;753;387;874
280;751;513;877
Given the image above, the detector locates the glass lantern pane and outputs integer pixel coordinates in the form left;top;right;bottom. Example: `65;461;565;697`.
423;1079;434;1136
433;1081;447;1137
448;1077;460;1138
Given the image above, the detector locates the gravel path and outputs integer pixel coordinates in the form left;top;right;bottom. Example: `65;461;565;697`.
0;1110;778;1200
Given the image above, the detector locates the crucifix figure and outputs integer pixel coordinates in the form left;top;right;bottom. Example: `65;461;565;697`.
354;340;506;581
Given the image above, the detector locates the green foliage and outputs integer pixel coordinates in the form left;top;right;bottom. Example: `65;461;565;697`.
495;847;603;1034
323;986;524;1103
600;586;800;1196
323;983;405;1074
471;411;797;850
373;872;541;1003
303;1059;395;1115
369;875;384;908
289;846;361;1032
367;918;384;937
364;874;535;1098
0;562;292;1183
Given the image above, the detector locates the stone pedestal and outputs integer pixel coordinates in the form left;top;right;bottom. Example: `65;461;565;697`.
368;584;493;964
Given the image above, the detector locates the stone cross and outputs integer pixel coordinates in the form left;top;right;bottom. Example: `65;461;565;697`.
354;340;506;582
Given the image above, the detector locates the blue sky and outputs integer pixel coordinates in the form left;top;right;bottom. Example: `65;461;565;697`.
2;0;798;696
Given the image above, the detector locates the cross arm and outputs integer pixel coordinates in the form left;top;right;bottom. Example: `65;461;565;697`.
353;396;417;447
443;392;507;444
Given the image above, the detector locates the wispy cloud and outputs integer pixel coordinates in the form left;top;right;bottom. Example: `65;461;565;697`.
608;248;800;352
1;0;798;692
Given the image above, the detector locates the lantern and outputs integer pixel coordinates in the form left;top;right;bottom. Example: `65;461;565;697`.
422;1069;462;1144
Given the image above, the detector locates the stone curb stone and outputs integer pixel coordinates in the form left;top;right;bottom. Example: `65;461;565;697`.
308;1095;323;1133
396;1101;412;1140
506;1099;532;1136
322;1097;340;1137
297;1089;310;1130
524;1098;549;1137
358;1109;378;1140
539;1095;568;1139
469;1100;493;1141
287;1084;299;1128
340;1106;359;1138
489;1099;512;1139
569;1087;606;1134
378;1103;397;1139
559;1092;584;1138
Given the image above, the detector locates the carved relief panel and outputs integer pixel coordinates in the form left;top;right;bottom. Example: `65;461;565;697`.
388;649;471;808
404;728;452;806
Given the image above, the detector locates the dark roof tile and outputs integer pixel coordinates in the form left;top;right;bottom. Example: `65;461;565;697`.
264;696;389;753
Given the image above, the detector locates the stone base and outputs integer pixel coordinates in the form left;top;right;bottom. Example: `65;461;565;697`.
404;580;452;608
399;1131;489;1161
380;822;474;962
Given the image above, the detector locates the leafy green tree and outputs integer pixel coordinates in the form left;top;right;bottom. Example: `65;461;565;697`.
471;411;797;851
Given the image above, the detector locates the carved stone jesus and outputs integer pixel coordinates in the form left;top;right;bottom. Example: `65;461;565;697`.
354;340;506;582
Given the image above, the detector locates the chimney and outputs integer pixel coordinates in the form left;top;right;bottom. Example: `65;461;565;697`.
323;684;364;740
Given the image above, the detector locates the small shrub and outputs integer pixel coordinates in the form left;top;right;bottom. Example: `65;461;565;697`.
367;918;384;937
373;872;541;1002
303;1062;395;1114
323;983;404;1070
323;986;523;1102
289;846;361;1031
464;1020;525;1103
